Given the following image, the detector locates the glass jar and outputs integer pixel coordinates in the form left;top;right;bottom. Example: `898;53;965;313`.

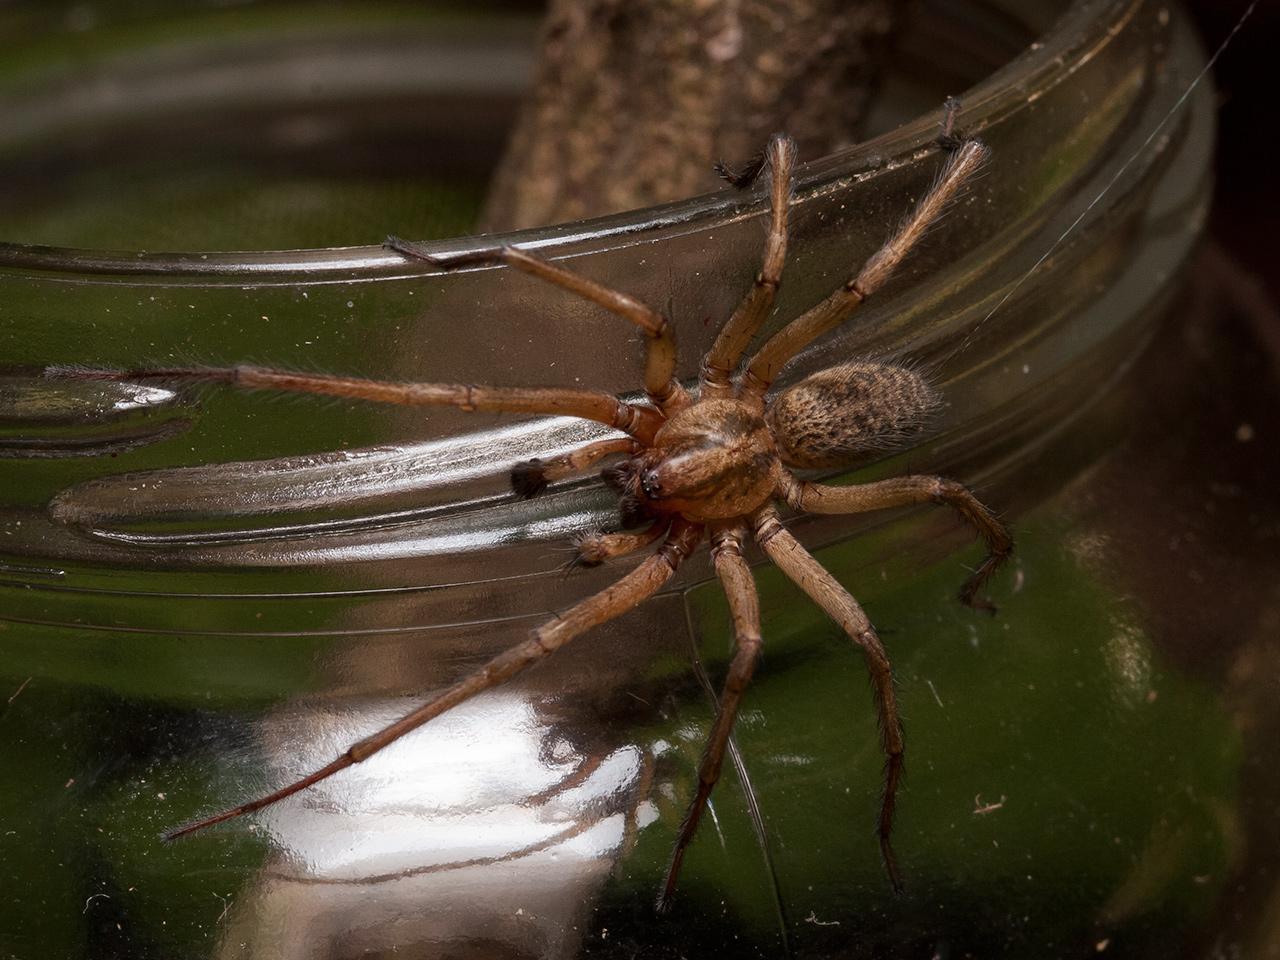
4;1;1274;957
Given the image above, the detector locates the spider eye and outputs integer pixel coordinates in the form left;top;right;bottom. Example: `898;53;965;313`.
640;471;662;498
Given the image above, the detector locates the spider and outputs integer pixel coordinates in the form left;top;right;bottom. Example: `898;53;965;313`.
53;100;1010;910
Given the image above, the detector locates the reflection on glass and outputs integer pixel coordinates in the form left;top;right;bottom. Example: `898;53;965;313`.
214;692;655;959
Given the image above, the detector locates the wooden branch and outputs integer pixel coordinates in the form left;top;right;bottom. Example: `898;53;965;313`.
481;0;902;230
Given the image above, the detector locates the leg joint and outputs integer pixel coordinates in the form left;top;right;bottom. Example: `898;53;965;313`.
529;628;556;655
612;402;646;436
741;369;770;396
647;378;682;408
699;361;733;392
657;539;690;569
928;476;968;503
710;535;744;563
648;314;672;340
776;472;804;509
753;514;784;545
857;630;890;667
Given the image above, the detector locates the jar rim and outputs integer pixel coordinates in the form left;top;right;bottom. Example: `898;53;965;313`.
0;0;1134;279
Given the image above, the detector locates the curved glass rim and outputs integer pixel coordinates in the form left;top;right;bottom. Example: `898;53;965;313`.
0;0;1131;281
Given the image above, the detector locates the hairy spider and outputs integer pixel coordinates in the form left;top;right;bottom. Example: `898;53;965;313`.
53;101;1010;910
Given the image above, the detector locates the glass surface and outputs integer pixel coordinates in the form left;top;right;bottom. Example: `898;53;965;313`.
3;1;1275;958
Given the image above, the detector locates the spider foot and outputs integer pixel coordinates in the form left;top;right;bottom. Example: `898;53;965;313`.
654;890;676;915
383;234;434;260
568;531;609;568
714;149;768;189
936;95;968;151
958;554;1009;615
880;834;906;896
385;235;507;269
714;133;796;190
510;458;550;499
655;850;688;915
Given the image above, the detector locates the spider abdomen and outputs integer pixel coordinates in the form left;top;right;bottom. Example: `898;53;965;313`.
766;361;941;469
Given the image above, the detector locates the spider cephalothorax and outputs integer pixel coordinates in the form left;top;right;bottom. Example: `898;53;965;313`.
52;100;1010;911
610;399;780;524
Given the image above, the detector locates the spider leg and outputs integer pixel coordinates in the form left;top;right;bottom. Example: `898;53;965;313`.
778;471;1012;611
741;131;990;398
659;524;762;912
571;522;669;568
512;437;639;499
752;505;905;893
50;366;664;445
165;519;703;841
700;135;797;400
387;237;687;414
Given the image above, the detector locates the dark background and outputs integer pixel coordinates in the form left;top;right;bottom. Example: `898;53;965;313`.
1188;0;1280;366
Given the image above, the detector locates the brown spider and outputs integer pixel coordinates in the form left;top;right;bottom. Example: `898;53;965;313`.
52;102;1010;910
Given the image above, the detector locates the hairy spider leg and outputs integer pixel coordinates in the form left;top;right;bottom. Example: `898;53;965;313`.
386;237;687;414
778;471;1013;611
512;437;639;499
571;522;670;568
165;520;704;841
700;134;797;399
741;137;990;398
51;365;664;446
752;506;906;893
659;524;763;912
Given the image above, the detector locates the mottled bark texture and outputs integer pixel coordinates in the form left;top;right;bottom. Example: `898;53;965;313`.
481;0;901;231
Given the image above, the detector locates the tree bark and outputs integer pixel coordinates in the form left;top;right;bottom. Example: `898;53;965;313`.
482;0;902;231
